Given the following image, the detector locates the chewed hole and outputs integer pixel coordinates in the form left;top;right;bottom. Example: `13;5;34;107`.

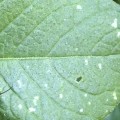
113;0;120;4
76;76;82;82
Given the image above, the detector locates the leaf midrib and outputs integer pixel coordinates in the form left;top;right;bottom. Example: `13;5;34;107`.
0;54;119;60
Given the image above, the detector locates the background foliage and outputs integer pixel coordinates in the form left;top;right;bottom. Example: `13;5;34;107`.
113;0;120;4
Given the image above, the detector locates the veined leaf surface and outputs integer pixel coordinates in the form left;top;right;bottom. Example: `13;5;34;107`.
0;0;120;120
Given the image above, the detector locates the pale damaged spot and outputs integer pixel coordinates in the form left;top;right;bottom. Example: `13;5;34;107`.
18;104;23;110
33;96;40;106
85;59;88;65
113;91;117;100
34;96;39;100
106;110;108;113
29;107;36;113
98;63;102;70
106;99;109;102
117;32;120;38
84;94;88;97
79;108;84;113
17;80;23;88
75;48;78;51
46;69;51;73
44;83;48;88
26;66;30;69
88;102;91;105
64;19;67;21
76;5;82;10
111;18;118;28
59;94;63;99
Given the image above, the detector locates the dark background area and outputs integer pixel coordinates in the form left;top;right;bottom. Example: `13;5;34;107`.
113;0;120;4
106;104;120;120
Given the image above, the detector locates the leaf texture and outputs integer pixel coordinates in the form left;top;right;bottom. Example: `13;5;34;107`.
0;0;120;120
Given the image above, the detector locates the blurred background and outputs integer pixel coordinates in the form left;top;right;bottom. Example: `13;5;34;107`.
105;104;120;120
113;0;120;4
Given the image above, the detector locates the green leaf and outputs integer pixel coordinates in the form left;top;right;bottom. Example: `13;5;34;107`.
0;0;120;120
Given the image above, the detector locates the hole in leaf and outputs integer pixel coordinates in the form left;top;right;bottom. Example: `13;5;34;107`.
76;76;82;82
113;0;120;4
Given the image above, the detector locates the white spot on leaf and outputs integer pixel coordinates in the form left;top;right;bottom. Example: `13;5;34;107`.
106;99;109;102
106;110;108;113
98;63;102;70
29;107;36;113
18;104;22;110
34;96;39;100
76;5;82;10
117;32;120;38
84;94;88;97
17;80;22;88
75;48;78;51
33;96;39;106
64;19;67;21
26;66;30;69
79;108;84;113
85;59;88;65
111;18;117;28
44;83;48;88
88;102;91;105
113;91;117;100
59;94;63;99
47;69;51;73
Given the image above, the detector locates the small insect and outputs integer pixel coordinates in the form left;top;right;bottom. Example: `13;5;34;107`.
0;88;11;95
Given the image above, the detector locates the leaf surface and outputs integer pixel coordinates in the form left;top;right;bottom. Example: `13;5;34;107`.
0;0;120;120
